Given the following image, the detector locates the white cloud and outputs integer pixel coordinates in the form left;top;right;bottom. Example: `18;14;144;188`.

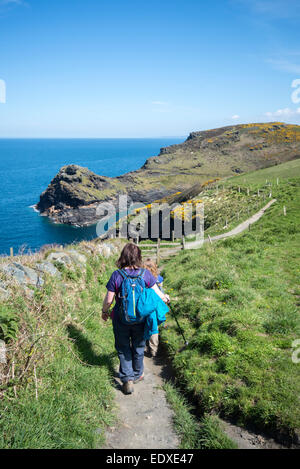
0;0;23;4
231;114;240;120
267;58;300;74
233;0;300;19
265;107;300;118
0;0;27;8
0;79;6;103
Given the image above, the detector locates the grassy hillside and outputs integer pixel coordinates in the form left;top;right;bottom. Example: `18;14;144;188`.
37;122;300;226
1;160;299;448
0;242;120;448
159;162;300;443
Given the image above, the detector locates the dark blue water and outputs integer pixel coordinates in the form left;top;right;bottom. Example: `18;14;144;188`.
0;138;184;256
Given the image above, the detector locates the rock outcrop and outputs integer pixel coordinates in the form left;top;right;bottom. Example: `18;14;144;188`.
0;241;120;301
0;262;44;287
36;122;300;226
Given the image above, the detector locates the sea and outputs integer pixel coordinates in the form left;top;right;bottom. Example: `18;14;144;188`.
0;138;184;256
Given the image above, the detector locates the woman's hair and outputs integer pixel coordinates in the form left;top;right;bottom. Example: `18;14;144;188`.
143;258;158;279
116;243;143;269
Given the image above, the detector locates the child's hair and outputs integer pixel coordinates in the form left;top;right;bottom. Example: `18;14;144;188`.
143;258;158;279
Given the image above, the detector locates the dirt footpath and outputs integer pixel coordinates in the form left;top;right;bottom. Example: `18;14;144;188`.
103;356;179;449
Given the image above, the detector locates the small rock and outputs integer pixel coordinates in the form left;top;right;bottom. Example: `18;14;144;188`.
0;263;44;287
23;287;35;299
0;339;6;364
97;244;113;258
0;286;9;301
47;252;73;266
36;262;61;278
66;250;87;266
0;263;26;284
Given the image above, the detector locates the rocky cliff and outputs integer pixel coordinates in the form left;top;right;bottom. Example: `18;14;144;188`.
37;122;300;226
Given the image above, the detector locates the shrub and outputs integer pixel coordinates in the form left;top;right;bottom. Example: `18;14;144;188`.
0;304;19;342
191;331;235;357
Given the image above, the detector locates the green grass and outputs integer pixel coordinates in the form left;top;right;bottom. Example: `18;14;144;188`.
228;158;300;186
190;159;300;237
160;171;300;442
163;382;237;449
1;159;300;448
0;248;118;449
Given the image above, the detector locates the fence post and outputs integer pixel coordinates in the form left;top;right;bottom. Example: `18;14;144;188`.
283;206;286;216
136;235;139;245
247;188;250;196
157;238;160;264
257;189;260;197
171;230;175;242
10;247;13;258
182;237;186;250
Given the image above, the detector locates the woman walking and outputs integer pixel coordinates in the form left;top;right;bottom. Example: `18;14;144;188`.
102;243;169;395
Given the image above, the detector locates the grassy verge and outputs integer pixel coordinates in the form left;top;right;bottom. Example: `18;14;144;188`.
160;173;300;443
163;382;237;449
0;246;118;448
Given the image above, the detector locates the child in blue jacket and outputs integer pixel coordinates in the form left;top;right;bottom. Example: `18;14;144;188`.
143;258;166;357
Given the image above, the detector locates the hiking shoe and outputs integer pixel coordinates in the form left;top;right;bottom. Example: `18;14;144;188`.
133;373;144;384
122;381;134;395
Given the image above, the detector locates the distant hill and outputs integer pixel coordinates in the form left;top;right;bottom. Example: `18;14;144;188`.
37;122;300;226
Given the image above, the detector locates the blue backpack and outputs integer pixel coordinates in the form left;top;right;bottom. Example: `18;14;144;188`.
117;269;147;325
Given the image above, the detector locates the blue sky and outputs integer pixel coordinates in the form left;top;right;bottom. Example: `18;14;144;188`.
0;0;300;137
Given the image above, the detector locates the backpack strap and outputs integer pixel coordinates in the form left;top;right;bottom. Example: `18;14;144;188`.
138;268;146;279
118;269;129;279
118;268;145;280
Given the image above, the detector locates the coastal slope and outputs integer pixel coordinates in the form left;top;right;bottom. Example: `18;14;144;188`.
37;122;300;226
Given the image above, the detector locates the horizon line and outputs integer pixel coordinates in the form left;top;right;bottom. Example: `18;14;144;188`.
0;135;188;140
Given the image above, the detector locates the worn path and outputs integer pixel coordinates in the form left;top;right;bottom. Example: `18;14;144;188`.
104;356;179;449
186;199;277;250
103;199;282;450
